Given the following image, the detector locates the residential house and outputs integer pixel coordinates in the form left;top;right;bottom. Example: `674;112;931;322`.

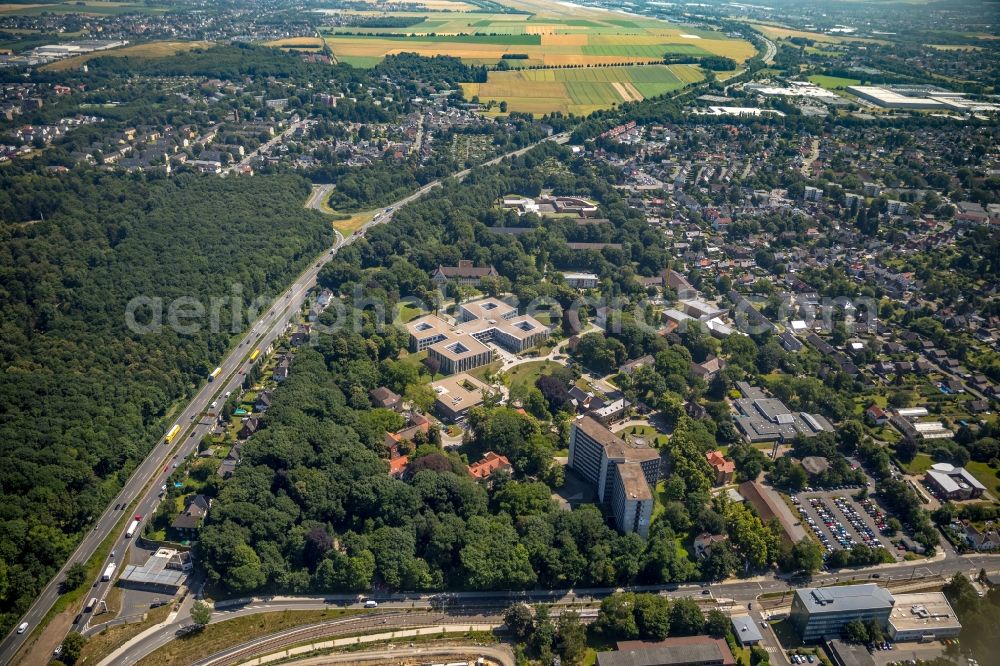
238;416;260;440
370;386;403;411
254;389;273;413
965;523;1000;552
706;450;735;485
272;356;290;382
218;442;242;479
467;451;512;481
865;404;887;425
170;494;210;539
693;532;728;559
691;356;726;381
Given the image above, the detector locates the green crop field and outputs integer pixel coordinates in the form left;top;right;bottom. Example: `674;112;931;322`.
463;64;700;116
322;0;755;68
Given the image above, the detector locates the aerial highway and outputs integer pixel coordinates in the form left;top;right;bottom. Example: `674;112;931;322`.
0;131;568;666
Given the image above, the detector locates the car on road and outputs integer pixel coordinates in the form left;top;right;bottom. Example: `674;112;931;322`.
364;600;378;608
134;514;142;521
16;622;28;634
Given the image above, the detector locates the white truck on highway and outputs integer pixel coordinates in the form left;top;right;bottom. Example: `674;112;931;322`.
125;518;140;538
102;562;116;582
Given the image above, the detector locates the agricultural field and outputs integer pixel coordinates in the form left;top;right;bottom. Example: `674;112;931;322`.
462;64;701;116
322;0;754;68
265;36;325;52
41;40;213;71
0;1;167;15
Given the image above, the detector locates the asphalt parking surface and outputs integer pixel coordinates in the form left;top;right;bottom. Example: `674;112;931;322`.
793;488;897;558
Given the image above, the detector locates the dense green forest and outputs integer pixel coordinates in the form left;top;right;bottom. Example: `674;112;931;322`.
0;166;334;634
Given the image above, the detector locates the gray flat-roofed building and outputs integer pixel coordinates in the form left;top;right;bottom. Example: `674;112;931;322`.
887;592;962;642
825;639;876;666
601;637;736;666
790;584;894;642
731;614;763;646
118;548;190;594
924;463;986;500
733;388;832;443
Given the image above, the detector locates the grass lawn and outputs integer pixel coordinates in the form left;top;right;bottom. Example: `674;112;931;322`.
901;453;935;475
965;460;1000;494
808;74;860;89
331;210;376;237
618;424;666;447
395;302;425;325
135;609;360;666
505;360;563;394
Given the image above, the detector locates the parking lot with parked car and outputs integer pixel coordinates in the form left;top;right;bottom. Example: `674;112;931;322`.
792;487;897;558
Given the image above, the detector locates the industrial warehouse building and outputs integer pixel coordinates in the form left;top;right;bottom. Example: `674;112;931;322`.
846;85;1000;112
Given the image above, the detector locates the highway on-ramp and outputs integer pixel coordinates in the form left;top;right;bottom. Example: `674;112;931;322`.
0;131;568;666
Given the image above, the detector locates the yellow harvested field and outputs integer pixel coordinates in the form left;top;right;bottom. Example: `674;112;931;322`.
266;36;324;50
928;44;982;51
541;33;588;46
42;40;213;71
462;64;698;116
0;3;47;11
695;38;756;59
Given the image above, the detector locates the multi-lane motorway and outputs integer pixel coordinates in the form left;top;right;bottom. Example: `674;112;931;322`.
0;131;567;666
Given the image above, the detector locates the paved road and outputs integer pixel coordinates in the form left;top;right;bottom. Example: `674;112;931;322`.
0;131;569;666
760;34;777;64
102;547;1000;666
224;120;312;176
274;644;515;666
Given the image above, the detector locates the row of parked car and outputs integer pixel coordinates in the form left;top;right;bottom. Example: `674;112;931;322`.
788;653;815;664
859;497;891;534
833;495;882;549
795;496;859;552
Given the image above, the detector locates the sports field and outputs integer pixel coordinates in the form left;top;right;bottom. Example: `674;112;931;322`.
462;64;702;116
323;0;754;68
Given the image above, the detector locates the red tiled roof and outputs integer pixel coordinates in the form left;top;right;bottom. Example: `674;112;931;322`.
468;451;511;479
388;455;409;476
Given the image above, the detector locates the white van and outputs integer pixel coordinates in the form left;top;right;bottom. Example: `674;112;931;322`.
364;600;378;608
16;622;28;634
